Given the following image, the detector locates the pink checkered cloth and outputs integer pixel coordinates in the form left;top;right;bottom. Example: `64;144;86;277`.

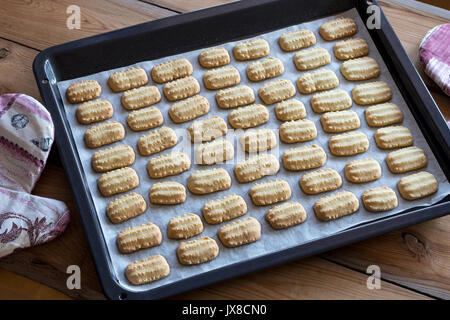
419;23;450;96
0;94;69;258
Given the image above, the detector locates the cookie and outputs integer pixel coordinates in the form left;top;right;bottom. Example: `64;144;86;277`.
84;121;125;148
329;131;369;156
106;192;146;224
216;85;255;109
198;47;230;68
362;187;398;212
297;68;339;94
345;158;381;183
137;126;177;156
300;168;342;194
228;104;269;129
188;116;228;143
203;66;240;89
98;167;139;197
121;86;161;110
195;138;234;165
278;29;316;51
218;217;261;247
320;110;360;133
108;67;148;92
177;236;219;265
279;119;317;143
282;144;326;171
374;126;413;149
240;128;277;153
386;146;427;173
92;144;135;173
169;95;210;123
127;106;163;131
147;152;191;178
151;58;193;83
76;99;113;124
117;222;162;254
163;76;200;101
334;38;369;60
246;57;284;82
66;80;101;103
233;38;270;61
294;47;331;71
340;57;380;81
275;98;306;121
202;194;247;224
365;102;403;127
352;81;392;105
167;213;203;239
125;255;170;285
249;179;291;206
265;201;307;229
397;171;438;200
310;89;352;113
234;154;280;183
149;181;186;205
319;17;357;41
187;168;231;194
258;79;296;105
314;191;359;221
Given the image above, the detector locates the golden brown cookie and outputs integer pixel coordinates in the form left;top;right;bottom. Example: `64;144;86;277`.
84;121;125;149
127;106;163;131
151;58;193;83
234;154;280;183
137;126;177;156
258;79;296;105
320;110;360;133
233;38;270;60
169;95;210;124
146;152;191;178
310;89;352;113
314;191;359;221
92;144;135;173
365;102;403;127
149;181;186;205
198;47;230;68
117;222;162;254
340;57;380;81
334;38;369;60
167;213;203;239
247;57;284;82
66;80;101;103
195;138;234;165
278;29;316;51
352;81;392;105
362;187;398;212
319;17;357;41
202;194;247;224
187;168;231;194
76;99;113;124
163;76;200;101
282;144;326;171
188;116;228;143
279;119;317;143
265;201;307;229
216;85;255;109
249;179;291;206
98;167;139;197
125;255;170;285
228;104;269;129
374;126;413;149
294;47;331;71
386;146;427;174
275;98;306;121
177;236;219;265
300;168;342;194
203;66;240;89
106;192;146;224
397;171;438;200
328;131;369;156
240;128;277;153
218;217;261;247
121;86;161;110
345;158;381;183
108;67;148;92
297;69;339;94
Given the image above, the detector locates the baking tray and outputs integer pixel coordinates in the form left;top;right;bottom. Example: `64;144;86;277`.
33;0;450;300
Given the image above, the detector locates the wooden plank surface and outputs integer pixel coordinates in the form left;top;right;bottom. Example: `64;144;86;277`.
0;0;448;299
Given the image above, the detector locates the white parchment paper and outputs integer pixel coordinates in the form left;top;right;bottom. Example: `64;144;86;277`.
57;8;450;293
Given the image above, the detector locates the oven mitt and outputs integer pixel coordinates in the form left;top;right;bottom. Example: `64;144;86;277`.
0;93;70;258
419;23;450;96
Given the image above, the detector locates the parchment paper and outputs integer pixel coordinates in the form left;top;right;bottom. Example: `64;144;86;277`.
57;8;450;293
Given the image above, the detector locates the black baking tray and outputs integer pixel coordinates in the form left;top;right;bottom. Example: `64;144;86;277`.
33;0;450;299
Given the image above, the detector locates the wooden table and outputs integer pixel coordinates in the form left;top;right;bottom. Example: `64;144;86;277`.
0;0;448;300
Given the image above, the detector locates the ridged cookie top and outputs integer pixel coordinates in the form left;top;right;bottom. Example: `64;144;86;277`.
127;106;163;131
117;222;162;253
314;191;359;221
163;76;201;101
233;38;270;60
344;158;381;183
386;146;427;173
177;236;219;265
169;95;210;123
310;89;352;113
246;57;284;81
203;66;240;89
92;144;135;173
98;167;139;197
340;57;380;81
198;47;230;68
121;86;161;110
334;38;369;60
76;99;113;124
188;116;228;142
300;168;342;194
374;125;413;149
138;126;177;156
218;217;261;247
258;79;296;104
125;255;170;285
202;194;247;224
278;29;316;51
168;213;203;239
362;187;398;212
228;104;269;129
279;119;317;143
84;121;125;148
249;179;291;205
195;138;234;165
297;68;339;94
106;192;146;224
108;67;148;92
320;110;360;133
397;171;438;200
149;181;186;205
352;81;392;105
66;80;101;103
282;144;327;171
187;168;231;194
275;98;306;121
328;131;369;156
234;154;280;183
151;58;193;83
146;152;191;178
240;128;277;153
265;201;307;229
294;47;331;71
365;102;403;127
216;85;255;109
319;17;357;41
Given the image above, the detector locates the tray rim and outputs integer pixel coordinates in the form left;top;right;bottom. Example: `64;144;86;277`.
32;0;450;300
